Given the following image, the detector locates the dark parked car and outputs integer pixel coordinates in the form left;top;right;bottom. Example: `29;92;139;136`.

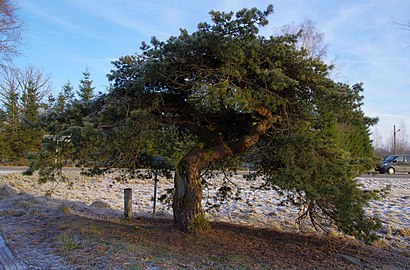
377;155;410;174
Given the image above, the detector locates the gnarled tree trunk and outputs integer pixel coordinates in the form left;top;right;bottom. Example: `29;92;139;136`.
172;107;278;232
172;145;208;232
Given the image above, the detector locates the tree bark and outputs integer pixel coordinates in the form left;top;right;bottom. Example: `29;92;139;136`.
172;144;208;232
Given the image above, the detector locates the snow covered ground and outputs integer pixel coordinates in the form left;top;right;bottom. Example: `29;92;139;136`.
0;172;409;250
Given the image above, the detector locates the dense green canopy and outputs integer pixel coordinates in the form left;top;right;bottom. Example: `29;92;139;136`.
29;5;380;242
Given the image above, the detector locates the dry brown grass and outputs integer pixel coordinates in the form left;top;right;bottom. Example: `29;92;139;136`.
397;227;410;238
90;200;112;209
58;204;73;214
38;213;410;269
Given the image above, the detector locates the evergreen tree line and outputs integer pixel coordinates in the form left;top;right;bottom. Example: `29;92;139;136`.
0;67;95;164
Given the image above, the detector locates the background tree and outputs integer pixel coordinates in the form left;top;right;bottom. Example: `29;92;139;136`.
280;19;328;59
30;6;380;242
387;121;409;154
17;66;51;153
0;66;52;163
281;20;376;161
397;20;410;32
371;127;388;157
55;81;74;113
371;122;410;157
279;19;343;79
0;0;22;71
77;68;95;102
0;69;22;161
332;83;376;159
16;65;52;111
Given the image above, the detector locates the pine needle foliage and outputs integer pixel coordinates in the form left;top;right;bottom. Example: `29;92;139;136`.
27;5;381;241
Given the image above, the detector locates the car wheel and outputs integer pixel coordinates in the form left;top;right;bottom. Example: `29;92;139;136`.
388;167;395;174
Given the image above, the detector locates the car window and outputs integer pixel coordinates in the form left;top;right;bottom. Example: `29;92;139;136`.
406;156;410;162
396;156;405;162
384;156;396;162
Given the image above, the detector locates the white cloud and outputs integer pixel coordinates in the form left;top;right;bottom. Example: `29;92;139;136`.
64;0;186;39
22;1;83;34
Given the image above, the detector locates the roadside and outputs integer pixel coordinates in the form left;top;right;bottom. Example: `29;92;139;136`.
0;167;27;175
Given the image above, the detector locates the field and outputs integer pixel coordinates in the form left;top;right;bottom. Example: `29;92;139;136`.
0;172;409;269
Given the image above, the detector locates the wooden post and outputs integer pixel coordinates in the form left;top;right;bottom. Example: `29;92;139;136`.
124;188;132;219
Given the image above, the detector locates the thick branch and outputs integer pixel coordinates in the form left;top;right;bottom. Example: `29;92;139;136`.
200;106;279;165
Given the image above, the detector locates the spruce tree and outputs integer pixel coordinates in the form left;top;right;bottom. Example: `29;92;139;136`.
55;81;74;113
77;68;95;102
0;74;22;162
0;67;51;163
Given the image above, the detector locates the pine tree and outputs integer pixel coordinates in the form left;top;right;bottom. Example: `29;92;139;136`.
77;68;95;102
55;81;74;113
1;77;20;135
29;6;382;242
0;73;22;161
1;66;51;163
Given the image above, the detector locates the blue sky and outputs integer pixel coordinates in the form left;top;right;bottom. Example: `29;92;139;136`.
14;0;410;142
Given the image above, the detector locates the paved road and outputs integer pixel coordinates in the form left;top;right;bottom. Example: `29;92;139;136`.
360;172;410;179
0;166;409;178
0;167;27;175
0;166;83;175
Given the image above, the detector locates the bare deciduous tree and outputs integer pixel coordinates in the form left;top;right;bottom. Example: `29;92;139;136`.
371;127;387;156
387;121;410;154
0;0;23;71
0;65;52;123
396;20;410;31
280;19;328;59
279;19;344;79
14;65;52;105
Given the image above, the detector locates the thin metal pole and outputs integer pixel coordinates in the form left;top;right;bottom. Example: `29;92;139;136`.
153;171;158;218
394;125;396;155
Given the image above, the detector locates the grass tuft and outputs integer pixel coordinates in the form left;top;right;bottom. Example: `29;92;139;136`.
59;232;82;252
58;204;73;214
373;238;392;249
90;200;111;208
